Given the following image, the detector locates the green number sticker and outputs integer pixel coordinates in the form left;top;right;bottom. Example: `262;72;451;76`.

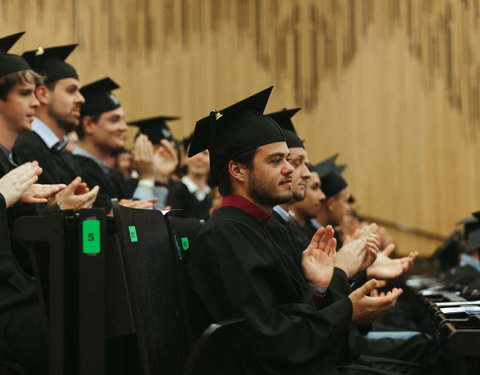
181;237;190;251
129;226;138;243
83;220;100;254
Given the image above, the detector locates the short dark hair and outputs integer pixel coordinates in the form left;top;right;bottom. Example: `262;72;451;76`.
0;70;44;101
217;148;257;196
76;113;101;140
44;80;58;91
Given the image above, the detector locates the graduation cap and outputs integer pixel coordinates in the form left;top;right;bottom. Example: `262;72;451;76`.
188;86;286;186
80;77;121;117
0;32;31;78
129;116;179;144
456;214;480;254
22;44;78;83
315;154;348;198
266;108;303;148
333;164;346;174
311;154;337;179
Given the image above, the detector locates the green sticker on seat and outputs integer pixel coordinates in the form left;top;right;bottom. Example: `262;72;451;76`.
181;237;189;251
83;220;100;254
129;226;138;243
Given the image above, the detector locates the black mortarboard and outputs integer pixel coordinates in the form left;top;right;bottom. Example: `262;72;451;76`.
22;44;78;83
457;214;480;254
80;77;121;117
266;108;303;148
189;86;286;186
316;154;348;198
129;116;179;144
312;154;338;179
333;164;346;174
456;215;480;236
0;32;31;78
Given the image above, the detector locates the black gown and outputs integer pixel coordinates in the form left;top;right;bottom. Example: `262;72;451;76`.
265;205;440;374
74;155;133;212
0;184;47;374
13;130;80;185
167;180;213;221
187;205;353;375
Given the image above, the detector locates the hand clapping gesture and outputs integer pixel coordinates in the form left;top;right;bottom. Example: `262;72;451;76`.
367;244;418;280
302;225;337;288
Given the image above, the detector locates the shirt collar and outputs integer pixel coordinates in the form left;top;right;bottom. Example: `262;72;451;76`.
181;175;211;201
32;117;68;151
310;218;322;230
459;253;480;273
219;195;270;226
273;205;295;222
73;146;110;174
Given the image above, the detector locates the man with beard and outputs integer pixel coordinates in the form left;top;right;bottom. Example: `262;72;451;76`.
12;44;98;209
74;77;157;211
186;87;404;375
265;109;378;283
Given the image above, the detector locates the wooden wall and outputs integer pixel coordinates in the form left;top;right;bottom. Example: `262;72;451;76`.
3;0;480;256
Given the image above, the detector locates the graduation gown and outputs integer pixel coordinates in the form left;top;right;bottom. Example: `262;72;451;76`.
0;193;47;374
187;201;353;375
74;155;133;212
167;180;213;221
13;130;80;185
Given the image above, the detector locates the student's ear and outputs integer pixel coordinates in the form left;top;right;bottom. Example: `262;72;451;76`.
34;85;50;105
228;160;248;183
82;116;95;136
326;196;336;212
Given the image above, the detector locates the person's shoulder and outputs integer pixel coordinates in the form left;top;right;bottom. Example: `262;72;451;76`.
74;154;97;167
14;130;44;146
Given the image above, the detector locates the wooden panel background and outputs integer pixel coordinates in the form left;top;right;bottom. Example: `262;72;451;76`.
3;0;480;256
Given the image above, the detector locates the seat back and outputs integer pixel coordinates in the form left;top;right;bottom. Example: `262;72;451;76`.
183;318;246;375
112;200;192;375
165;215;202;265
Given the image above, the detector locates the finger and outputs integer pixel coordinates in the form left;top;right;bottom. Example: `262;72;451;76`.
327;237;337;257
376;280;387;288
65;177;82;193
318;225;334;250
360;278;378;295
309;227;326;250
382;243;395;257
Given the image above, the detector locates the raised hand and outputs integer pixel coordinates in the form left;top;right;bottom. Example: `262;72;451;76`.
367;244;417;279
0;161;42;207
349;278;403;325
132;134;155;180
153;139;178;185
302;225;337;287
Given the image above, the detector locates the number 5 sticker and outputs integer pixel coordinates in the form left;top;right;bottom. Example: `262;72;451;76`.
83;220;100;254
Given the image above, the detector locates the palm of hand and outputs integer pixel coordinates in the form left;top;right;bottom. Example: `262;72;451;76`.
303;248;335;286
154;149;177;175
302;226;336;286
368;253;403;279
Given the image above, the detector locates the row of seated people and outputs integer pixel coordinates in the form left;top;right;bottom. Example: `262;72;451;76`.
0;31;470;374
